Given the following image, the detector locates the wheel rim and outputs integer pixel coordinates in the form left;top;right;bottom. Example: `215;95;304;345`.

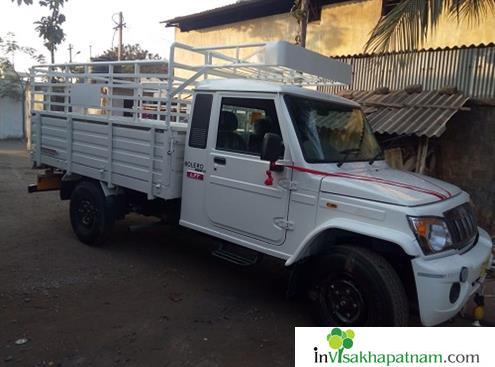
77;198;98;228
324;278;366;325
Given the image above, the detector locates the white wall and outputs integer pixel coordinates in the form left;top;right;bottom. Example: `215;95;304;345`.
0;96;23;139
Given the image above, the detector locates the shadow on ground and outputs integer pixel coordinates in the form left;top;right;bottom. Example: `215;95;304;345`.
0;140;493;367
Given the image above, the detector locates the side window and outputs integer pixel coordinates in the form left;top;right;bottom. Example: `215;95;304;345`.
216;97;283;156
188;94;213;149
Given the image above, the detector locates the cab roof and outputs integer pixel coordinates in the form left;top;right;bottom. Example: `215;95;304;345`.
195;79;360;107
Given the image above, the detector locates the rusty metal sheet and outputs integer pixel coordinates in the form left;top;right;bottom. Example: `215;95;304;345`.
339;88;469;137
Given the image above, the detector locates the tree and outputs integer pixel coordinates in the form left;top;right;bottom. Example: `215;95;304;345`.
94;44;165;74
34;0;67;63
12;0;67;63
94;44;161;61
365;0;495;53
0;33;44;99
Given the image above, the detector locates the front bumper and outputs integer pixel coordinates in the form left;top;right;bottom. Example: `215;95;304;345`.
412;227;493;326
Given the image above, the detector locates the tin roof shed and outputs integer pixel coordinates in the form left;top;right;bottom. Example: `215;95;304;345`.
338;86;470;137
162;0;343;31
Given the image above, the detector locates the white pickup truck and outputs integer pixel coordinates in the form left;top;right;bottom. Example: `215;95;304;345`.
28;41;493;326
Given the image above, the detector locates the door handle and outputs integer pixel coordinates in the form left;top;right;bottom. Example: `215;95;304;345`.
214;157;226;165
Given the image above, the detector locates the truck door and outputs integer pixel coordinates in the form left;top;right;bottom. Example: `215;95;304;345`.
205;95;290;245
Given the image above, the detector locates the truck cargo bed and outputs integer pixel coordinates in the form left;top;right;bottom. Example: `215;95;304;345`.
32;112;186;200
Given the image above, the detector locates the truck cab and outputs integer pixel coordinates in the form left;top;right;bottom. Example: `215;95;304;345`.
180;79;493;326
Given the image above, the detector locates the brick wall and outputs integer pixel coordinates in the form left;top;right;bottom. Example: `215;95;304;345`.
436;102;495;235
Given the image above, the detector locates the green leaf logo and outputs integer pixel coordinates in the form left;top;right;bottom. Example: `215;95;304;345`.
327;328;355;351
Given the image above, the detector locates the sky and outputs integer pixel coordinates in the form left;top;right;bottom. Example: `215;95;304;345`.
0;0;236;71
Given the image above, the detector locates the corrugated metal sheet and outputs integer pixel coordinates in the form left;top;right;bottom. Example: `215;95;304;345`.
339;88;469;137
162;0;342;31
322;44;495;99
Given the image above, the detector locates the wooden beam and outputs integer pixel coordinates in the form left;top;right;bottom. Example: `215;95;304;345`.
415;137;429;174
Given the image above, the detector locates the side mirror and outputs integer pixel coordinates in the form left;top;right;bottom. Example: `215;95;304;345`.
261;133;283;163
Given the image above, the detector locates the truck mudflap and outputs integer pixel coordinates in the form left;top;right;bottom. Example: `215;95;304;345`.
412;227;493;326
27;169;63;193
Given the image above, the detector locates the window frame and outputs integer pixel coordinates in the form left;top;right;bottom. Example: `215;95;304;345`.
283;94;383;164
188;93;214;149
214;96;282;157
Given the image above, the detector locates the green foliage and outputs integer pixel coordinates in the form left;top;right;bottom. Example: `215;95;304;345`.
95;44;161;61
12;0;68;63
0;32;45;63
365;0;495;53
11;0;34;4
0;33;44;99
34;0;67;63
94;44;165;74
0;70;22;99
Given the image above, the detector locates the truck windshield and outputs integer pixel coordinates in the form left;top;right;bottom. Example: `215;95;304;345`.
284;94;382;164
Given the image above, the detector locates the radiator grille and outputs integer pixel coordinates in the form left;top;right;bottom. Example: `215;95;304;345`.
444;203;478;250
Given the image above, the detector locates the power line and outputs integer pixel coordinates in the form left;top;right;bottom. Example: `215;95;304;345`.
111;28;117;49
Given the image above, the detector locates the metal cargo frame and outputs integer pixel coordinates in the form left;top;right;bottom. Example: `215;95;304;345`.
30;41;350;200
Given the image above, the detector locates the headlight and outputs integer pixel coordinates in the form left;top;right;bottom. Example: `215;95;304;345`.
408;216;453;254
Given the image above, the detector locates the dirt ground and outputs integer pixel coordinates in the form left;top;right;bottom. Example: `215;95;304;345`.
1;140;494;367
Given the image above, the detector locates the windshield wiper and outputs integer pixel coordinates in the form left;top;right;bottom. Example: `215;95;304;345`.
368;150;384;165
337;148;361;167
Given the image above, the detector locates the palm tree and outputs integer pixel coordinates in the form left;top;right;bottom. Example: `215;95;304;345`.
365;0;495;53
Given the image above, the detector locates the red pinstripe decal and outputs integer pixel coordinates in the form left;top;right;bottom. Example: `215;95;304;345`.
283;165;450;200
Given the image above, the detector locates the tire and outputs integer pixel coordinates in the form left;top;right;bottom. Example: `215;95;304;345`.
69;181;115;246
309;245;409;326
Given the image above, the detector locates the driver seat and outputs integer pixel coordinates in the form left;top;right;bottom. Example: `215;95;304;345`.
217;111;247;151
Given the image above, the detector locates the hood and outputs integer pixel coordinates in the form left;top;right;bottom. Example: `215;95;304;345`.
319;165;461;206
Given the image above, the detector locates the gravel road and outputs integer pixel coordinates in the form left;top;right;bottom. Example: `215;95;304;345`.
1;140;493;367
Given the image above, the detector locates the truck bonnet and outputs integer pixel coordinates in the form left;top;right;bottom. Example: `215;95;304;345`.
313;165;462;206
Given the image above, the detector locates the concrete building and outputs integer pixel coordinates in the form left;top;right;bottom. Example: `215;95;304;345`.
164;0;495;58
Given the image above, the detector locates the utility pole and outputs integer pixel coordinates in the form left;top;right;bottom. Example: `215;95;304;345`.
68;44;74;63
89;45;93;60
116;12;124;60
291;0;309;48
299;0;309;48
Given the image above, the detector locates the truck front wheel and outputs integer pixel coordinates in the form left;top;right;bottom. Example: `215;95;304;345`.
69;181;115;246
309;246;409;326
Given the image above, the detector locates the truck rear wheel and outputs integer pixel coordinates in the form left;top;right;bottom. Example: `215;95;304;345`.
70;181;114;246
309;245;409;326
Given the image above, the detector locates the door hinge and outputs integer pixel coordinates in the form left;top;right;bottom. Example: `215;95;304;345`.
274;218;295;231
279;179;297;191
